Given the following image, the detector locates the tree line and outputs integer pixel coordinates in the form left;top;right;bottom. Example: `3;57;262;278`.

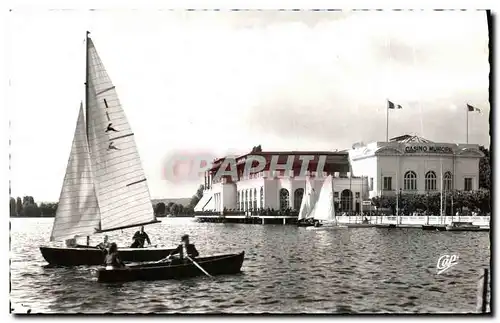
9;196;58;217
153;185;204;217
371;189;490;216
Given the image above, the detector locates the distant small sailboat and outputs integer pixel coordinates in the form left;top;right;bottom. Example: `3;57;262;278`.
39;32;175;266
306;175;347;231
297;177;319;227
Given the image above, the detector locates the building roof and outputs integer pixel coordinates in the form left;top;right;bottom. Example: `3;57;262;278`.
389;134;434;144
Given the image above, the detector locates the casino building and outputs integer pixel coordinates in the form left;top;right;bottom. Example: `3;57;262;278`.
194;135;484;215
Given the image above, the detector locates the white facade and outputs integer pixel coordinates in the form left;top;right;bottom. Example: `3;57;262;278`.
348;136;484;199
196;173;369;214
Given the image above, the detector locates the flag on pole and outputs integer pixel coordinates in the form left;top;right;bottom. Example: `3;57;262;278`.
467;104;481;113
388;100;403;109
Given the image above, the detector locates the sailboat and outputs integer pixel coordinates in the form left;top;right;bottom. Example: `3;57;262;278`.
297;177;318;227
39;32;176;266
306;175;347;231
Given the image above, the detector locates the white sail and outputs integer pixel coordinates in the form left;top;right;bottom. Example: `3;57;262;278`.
50;105;101;241
298;177;317;220
307;175;335;222
85;37;157;232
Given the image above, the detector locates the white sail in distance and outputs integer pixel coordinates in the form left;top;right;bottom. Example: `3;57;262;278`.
307;175;335;222
298;177;317;220
50;105;101;241
85;37;157;232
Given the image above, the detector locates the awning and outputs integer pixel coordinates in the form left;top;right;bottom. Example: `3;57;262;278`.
194;192;214;212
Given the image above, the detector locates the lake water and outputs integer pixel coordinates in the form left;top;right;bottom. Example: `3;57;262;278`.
10;217;490;314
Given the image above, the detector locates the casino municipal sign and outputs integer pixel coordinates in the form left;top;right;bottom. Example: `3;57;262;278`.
404;145;454;154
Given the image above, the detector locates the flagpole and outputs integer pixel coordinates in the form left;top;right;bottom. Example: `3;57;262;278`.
466;104;469;144
440;158;444;220
451;153;455;220
349;165;352;217
361;175;364;217
386;100;389;142
396;155;399;222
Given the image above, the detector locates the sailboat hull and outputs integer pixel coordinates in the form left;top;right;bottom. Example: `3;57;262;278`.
39;246;176;266
306;224;347;231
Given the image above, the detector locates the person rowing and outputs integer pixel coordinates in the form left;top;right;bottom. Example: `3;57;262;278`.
159;234;199;263
104;242;125;270
130;226;151;248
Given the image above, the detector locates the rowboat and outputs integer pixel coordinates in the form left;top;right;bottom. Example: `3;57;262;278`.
95;252;245;283
345;223;376;228
422;225;447;231
39;32;175;266
446;222;490;232
40;246;176;266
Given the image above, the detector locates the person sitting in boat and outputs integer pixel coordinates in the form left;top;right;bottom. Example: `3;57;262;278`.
96;235;111;250
130;226;151;248
162;234;199;262
104;242;125;270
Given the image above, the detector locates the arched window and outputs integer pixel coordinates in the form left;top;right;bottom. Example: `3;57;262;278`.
425;171;437;191
260;187;264;209
404;171;417;191
294;188;304;210
253;188;257;211
340;189;353;213
279;188;289;210
444;172;453;191
245;190;248;211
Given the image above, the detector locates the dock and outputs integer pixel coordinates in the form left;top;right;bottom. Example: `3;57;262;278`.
194;214;490;227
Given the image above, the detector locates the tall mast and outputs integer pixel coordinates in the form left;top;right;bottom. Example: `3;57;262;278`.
85;31;90;139
85;31;91;245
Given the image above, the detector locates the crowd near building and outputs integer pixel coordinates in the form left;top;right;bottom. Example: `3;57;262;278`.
194;135;484;215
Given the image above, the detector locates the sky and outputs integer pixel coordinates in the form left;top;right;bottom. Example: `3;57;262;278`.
7;10;490;202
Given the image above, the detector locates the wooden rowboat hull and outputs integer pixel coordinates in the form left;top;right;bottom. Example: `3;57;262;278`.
422;225;447;231
95;252;245;283
445;227;490;232
39;246;176;266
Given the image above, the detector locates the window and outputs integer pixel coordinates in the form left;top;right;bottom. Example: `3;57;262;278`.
464;178;473;191
383;177;392;190
355;192;360;198
370;178;374;190
245;190;248;211
294;188;304;210
425;171;437;191
444;172;453;191
340;189;353;212
404;171;417;190
249;189;253;210
279;188;290;210
334;192;339;198
260;187;264;209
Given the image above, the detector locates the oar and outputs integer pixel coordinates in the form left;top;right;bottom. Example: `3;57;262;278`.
186;255;212;277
